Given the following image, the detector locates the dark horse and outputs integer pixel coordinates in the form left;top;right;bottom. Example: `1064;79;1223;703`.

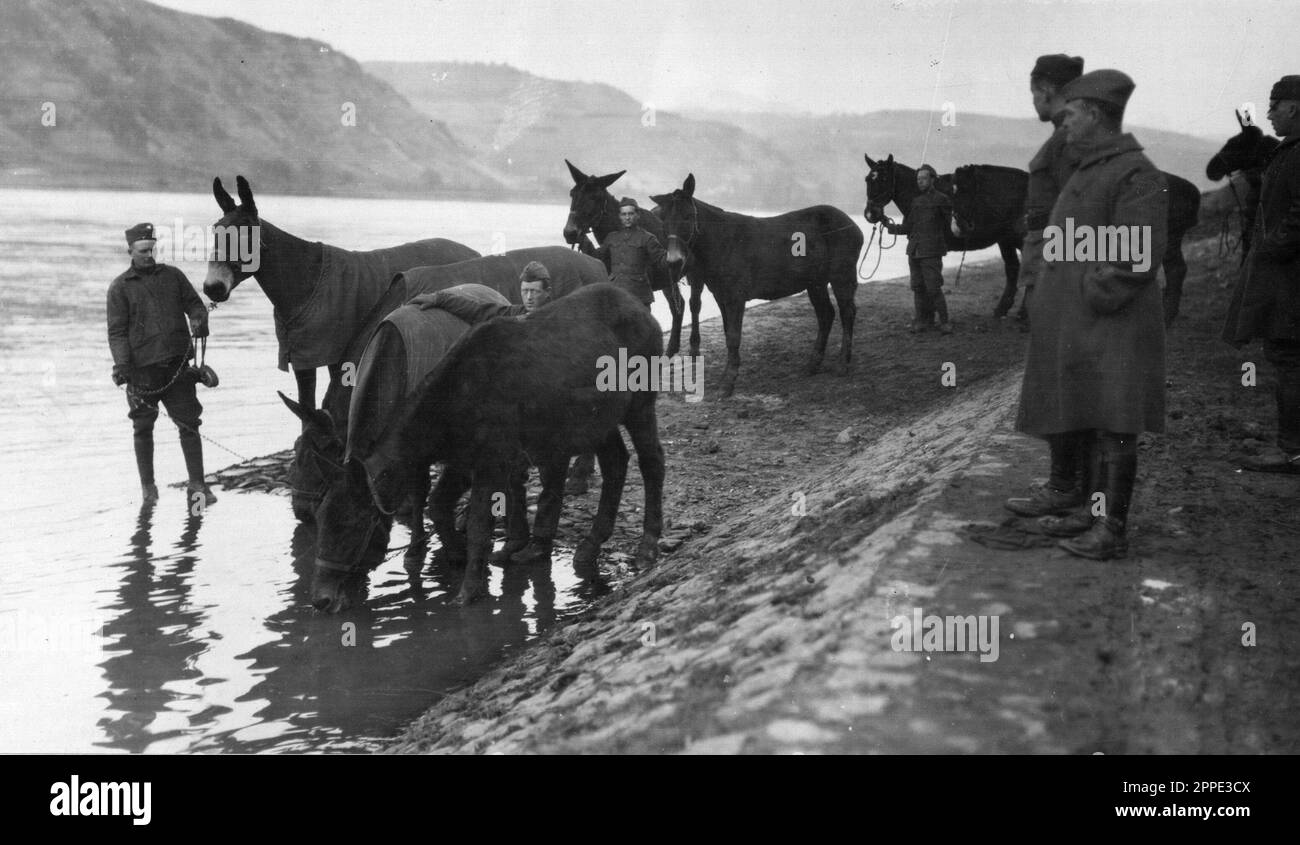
346;284;665;607
562;160;689;355
285;247;607;522
1206;110;1281;263
203;176;479;411
281;284;532;613
650;174;864;398
864;154;1025;317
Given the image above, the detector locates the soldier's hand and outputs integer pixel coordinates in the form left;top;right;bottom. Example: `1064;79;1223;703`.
112;367;129;386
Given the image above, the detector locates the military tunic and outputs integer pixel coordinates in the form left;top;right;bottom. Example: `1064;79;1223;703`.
593;226;667;306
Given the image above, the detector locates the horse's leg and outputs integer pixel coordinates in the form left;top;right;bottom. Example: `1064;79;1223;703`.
512;455;568;563
573;430;630;570
492;463;532;563
403;465;431;574
429;465;470;565
294;367;317;413
831;272;858;374
1161;237;1189;327
663;268;684;358
623;398;665;568
718;297;746;398
805;283;835;376
993;239;1022;317
456;468;502;605
688;279;704;358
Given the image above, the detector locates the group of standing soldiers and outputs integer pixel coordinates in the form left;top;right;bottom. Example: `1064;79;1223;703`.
1003;56;1300;560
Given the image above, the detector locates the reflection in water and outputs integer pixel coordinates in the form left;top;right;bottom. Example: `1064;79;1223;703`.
96;501;210;752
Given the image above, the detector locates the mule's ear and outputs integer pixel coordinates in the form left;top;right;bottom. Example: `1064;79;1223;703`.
213;177;236;213
648;193;671;206
865;153;876;167
886;153;894;164
595;169;626;189
235;175;257;214
683;173;696;197
565;159;587;184
279;390;308;422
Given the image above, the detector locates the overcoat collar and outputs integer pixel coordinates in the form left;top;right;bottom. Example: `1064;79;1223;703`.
1075;132;1143;170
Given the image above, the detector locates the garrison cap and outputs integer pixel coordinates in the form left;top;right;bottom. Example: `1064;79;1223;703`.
618;196;639;210
1031;54;1084;88
1271;75;1300;101
125;222;156;245
519;260;551;282
1061;69;1135;110
917;163;938;178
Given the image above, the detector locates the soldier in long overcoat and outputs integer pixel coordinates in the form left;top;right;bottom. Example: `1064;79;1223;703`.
1014;70;1169;560
1222;75;1300;473
1004;54;1090;524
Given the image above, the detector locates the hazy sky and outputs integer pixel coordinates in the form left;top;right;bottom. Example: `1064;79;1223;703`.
151;0;1295;140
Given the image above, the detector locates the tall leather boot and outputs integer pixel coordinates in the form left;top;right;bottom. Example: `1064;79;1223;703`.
180;429;217;507
932;288;952;332
1060;432;1136;560
909;290;930;333
134;429;158;503
1037;432;1100;537
1005;431;1084;516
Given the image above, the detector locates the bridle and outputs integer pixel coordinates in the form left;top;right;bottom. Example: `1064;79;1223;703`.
865;162;897;221
665;197;702;256
567;190;613;246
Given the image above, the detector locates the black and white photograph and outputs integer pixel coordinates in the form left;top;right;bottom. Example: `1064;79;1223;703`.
0;0;1295;786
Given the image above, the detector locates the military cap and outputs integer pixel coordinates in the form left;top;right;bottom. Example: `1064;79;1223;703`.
1031;54;1084;88
1270;75;1300;101
124;222;156;245
519;260;550;282
1061;69;1135;110
618;197;639;210
917;163;938;178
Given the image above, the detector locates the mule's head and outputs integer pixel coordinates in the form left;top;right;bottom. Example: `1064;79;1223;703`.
1207;113;1268;181
280;391;389;613
563;160;626;244
649;174;698;267
205;175;261;302
863;153;898;223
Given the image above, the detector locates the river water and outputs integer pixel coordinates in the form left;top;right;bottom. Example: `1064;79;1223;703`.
0;186;983;753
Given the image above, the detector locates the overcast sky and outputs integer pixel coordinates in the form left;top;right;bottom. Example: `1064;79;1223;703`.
151;0;1294;140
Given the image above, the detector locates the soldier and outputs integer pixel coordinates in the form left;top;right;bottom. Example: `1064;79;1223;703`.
1004;53;1085;322
1013;70;1168;560
108;223;217;505
1003;55;1093;523
590;197;668;307
883;164;954;334
417;260;552;321
1223;74;1300;473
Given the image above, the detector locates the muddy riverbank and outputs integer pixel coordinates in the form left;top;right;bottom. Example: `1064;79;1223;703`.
201;236;1297;754
373;236;1298;754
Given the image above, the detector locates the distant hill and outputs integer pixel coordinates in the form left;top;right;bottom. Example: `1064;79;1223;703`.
0;3;1230;212
688;109;1226;212
0;0;504;198
364;60;809;209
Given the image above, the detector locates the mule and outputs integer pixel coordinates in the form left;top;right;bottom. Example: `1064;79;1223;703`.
351;284;666;606
288;246;606;522
281;284;531;613
650;174;863;398
864;154;1025;317
203;175;479;412
1206;111;1281;263
562;160;691;356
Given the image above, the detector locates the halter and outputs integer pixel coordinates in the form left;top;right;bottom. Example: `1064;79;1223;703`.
866;161;898;220
665;197;702;256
